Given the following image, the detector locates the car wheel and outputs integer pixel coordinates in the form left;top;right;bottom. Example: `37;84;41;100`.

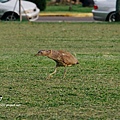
2;12;19;21
108;12;116;22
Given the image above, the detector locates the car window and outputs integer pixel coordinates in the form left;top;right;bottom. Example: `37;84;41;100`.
0;0;10;3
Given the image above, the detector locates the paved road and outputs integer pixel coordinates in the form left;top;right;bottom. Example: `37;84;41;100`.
37;16;95;22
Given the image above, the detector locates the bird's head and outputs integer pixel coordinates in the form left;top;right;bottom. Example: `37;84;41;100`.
35;50;51;56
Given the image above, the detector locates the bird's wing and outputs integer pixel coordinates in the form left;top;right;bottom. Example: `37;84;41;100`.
60;51;78;65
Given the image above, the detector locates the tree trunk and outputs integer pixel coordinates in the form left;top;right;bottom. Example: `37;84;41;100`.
69;0;72;11
60;0;67;4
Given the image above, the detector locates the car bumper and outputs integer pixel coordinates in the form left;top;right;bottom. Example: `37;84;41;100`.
92;10;108;21
22;8;40;21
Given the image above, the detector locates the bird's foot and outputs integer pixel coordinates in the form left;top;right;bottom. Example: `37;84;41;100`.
46;74;53;80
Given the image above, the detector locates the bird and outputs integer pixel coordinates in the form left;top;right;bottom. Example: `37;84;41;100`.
35;50;79;79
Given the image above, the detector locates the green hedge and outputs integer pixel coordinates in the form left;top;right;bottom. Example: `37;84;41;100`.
26;0;46;11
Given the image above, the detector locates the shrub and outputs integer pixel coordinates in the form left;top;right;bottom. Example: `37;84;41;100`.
80;0;94;7
26;0;46;11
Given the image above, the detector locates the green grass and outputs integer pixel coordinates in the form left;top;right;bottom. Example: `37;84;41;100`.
0;22;120;119
43;4;93;13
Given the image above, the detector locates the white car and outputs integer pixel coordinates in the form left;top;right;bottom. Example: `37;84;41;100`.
0;0;40;21
92;0;116;22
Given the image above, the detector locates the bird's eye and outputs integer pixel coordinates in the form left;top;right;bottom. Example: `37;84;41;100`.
38;51;40;53
38;50;42;53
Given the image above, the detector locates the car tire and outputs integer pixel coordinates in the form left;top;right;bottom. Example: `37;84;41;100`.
108;12;116;22
2;12;19;21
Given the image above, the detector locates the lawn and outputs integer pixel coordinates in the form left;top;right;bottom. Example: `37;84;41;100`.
44;4;93;13
0;22;120;119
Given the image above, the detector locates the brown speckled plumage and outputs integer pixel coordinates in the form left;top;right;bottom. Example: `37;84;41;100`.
35;50;79;79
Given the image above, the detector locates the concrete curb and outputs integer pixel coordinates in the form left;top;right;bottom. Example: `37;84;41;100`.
39;12;93;17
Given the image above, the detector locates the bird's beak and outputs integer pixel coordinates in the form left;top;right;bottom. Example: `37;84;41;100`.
35;53;39;56
35;53;42;56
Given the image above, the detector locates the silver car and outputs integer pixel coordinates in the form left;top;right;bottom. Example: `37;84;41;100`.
0;0;40;21
92;0;116;22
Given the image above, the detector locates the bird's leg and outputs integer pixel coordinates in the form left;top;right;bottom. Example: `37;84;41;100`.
47;67;57;79
63;67;67;79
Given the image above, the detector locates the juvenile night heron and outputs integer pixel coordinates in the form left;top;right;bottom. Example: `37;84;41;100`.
35;50;79;79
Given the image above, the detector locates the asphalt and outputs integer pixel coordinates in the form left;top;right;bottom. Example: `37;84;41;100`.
39;12;93;17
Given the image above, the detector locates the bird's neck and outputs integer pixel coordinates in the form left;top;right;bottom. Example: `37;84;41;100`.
47;50;56;60
46;50;53;58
